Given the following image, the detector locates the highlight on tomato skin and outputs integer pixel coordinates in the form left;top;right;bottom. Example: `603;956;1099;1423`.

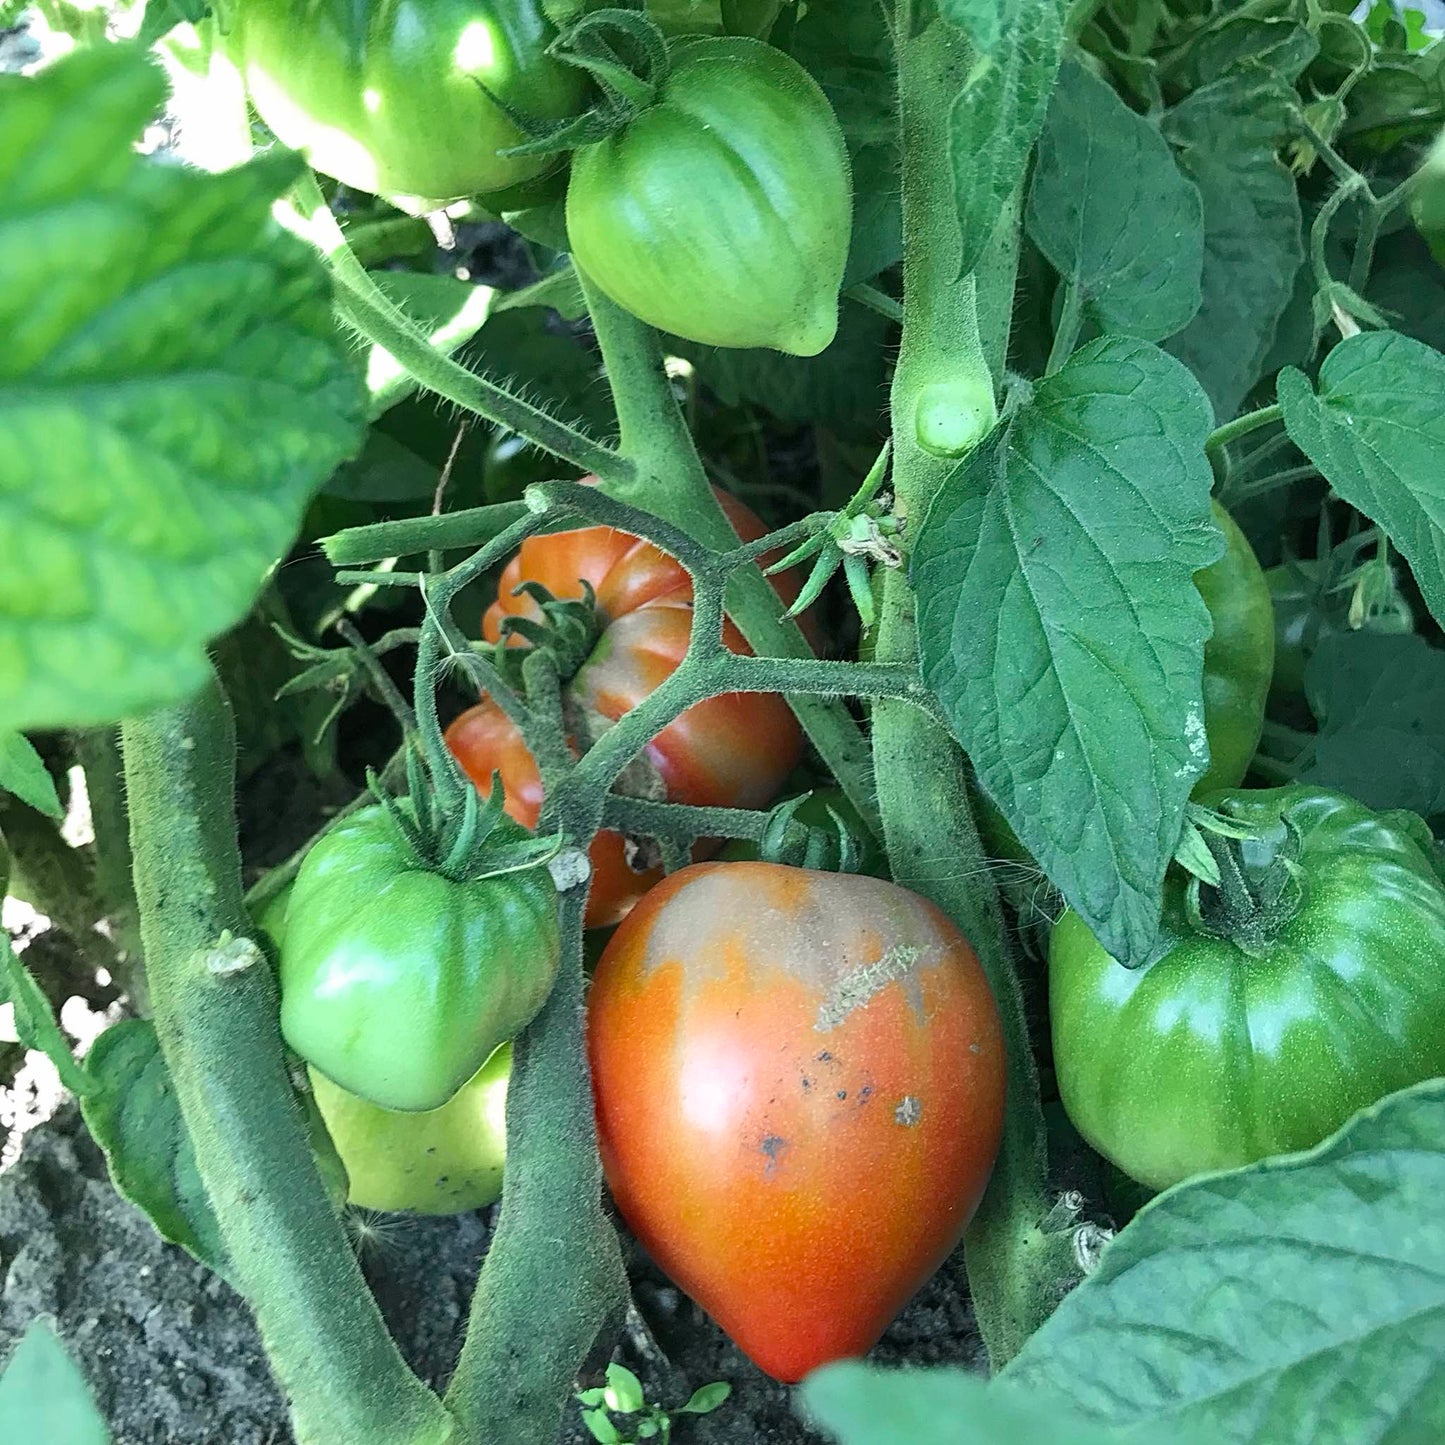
586;861;1007;1383
447;486;812;928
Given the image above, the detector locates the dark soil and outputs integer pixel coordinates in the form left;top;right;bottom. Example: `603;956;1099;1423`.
0;1102;982;1445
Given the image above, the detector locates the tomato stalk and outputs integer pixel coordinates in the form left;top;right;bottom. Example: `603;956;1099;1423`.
880;13;1077;1369
121;675;453;1445
443;873;628;1445
576;274;884;837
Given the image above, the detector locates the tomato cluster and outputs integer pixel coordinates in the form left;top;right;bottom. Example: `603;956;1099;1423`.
446;487;805;926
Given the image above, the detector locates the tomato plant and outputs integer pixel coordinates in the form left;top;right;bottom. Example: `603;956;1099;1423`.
231;0;587;200
446;487;806;926
566;36;852;355
12;11;1445;1444
1050;786;1445;1191
278;804;558;1112
587;861;1006;1382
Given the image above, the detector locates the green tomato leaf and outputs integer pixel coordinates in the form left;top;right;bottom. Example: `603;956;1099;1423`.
0;928;90;1097
1280;331;1445;630
1170;16;1318;91
604;1363;646;1415
1026;59;1203;343
582;1407;623;1444
914;337;1221;967
950;0;1065;277
801;1359;1212;1444
363;271;495;418
491;266;587;322
1002;1079;1445;1443
0;44;366;735
1299;632;1445;817
78;1018;235;1285
0;733;63;819
680;1381;732;1415
936;0;1011;54
1161;64;1304;421
0;1321;111;1445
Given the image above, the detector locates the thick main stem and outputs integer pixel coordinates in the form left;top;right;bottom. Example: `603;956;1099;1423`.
444;887;627;1445
880;14;1071;1371
578;274;883;837
122;676;452;1445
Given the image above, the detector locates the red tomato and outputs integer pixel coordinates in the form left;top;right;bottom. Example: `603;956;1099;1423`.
587;861;1006;1381
447;489;807;927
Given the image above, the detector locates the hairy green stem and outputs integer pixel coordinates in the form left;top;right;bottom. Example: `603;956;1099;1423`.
577;275;883;835
883;12;1070;1370
291;174;630;488
1206;403;1285;462
323;502;530;567
846;281;905;323
122;676;452;1445
444;887;627;1444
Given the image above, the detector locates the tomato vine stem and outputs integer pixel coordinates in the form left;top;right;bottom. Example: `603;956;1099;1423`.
576;273;885;837
883;12;1076;1370
122;676;453;1445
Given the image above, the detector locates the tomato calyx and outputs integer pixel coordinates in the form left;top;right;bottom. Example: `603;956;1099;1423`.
490;579;604;692
1176;801;1307;957
483;9;671;159
754;793;869;874
370;753;560;886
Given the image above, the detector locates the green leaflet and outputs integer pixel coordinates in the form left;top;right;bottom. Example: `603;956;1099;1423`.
913;336;1221;967
0;1322;111;1445
0;732;62;818
1027;59;1203;343
0;44;366;733
1280;331;1445;630
1003;1080;1445;1443
949;0;1065;277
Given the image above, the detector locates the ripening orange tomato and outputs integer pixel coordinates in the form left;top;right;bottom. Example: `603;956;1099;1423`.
447;488;807;927
587;861;1006;1381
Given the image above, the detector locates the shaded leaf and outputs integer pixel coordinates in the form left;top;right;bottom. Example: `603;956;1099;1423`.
1162;66;1304;420
1027;59;1203;342
0;929;90;1097
951;0;1065;276
79;1018;234;1284
1300;631;1445;817
1279;330;1445;628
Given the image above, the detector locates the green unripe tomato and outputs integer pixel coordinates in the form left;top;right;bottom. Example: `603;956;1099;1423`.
1051;786;1445;1190
279;805;560;1112
913;377;997;459
308;1046;509;1213
1411;128;1445;267
1194;502;1274;793
566;36;852;356
231;0;588;202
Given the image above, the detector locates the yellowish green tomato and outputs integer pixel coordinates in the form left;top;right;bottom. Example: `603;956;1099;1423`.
308;1047;509;1214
